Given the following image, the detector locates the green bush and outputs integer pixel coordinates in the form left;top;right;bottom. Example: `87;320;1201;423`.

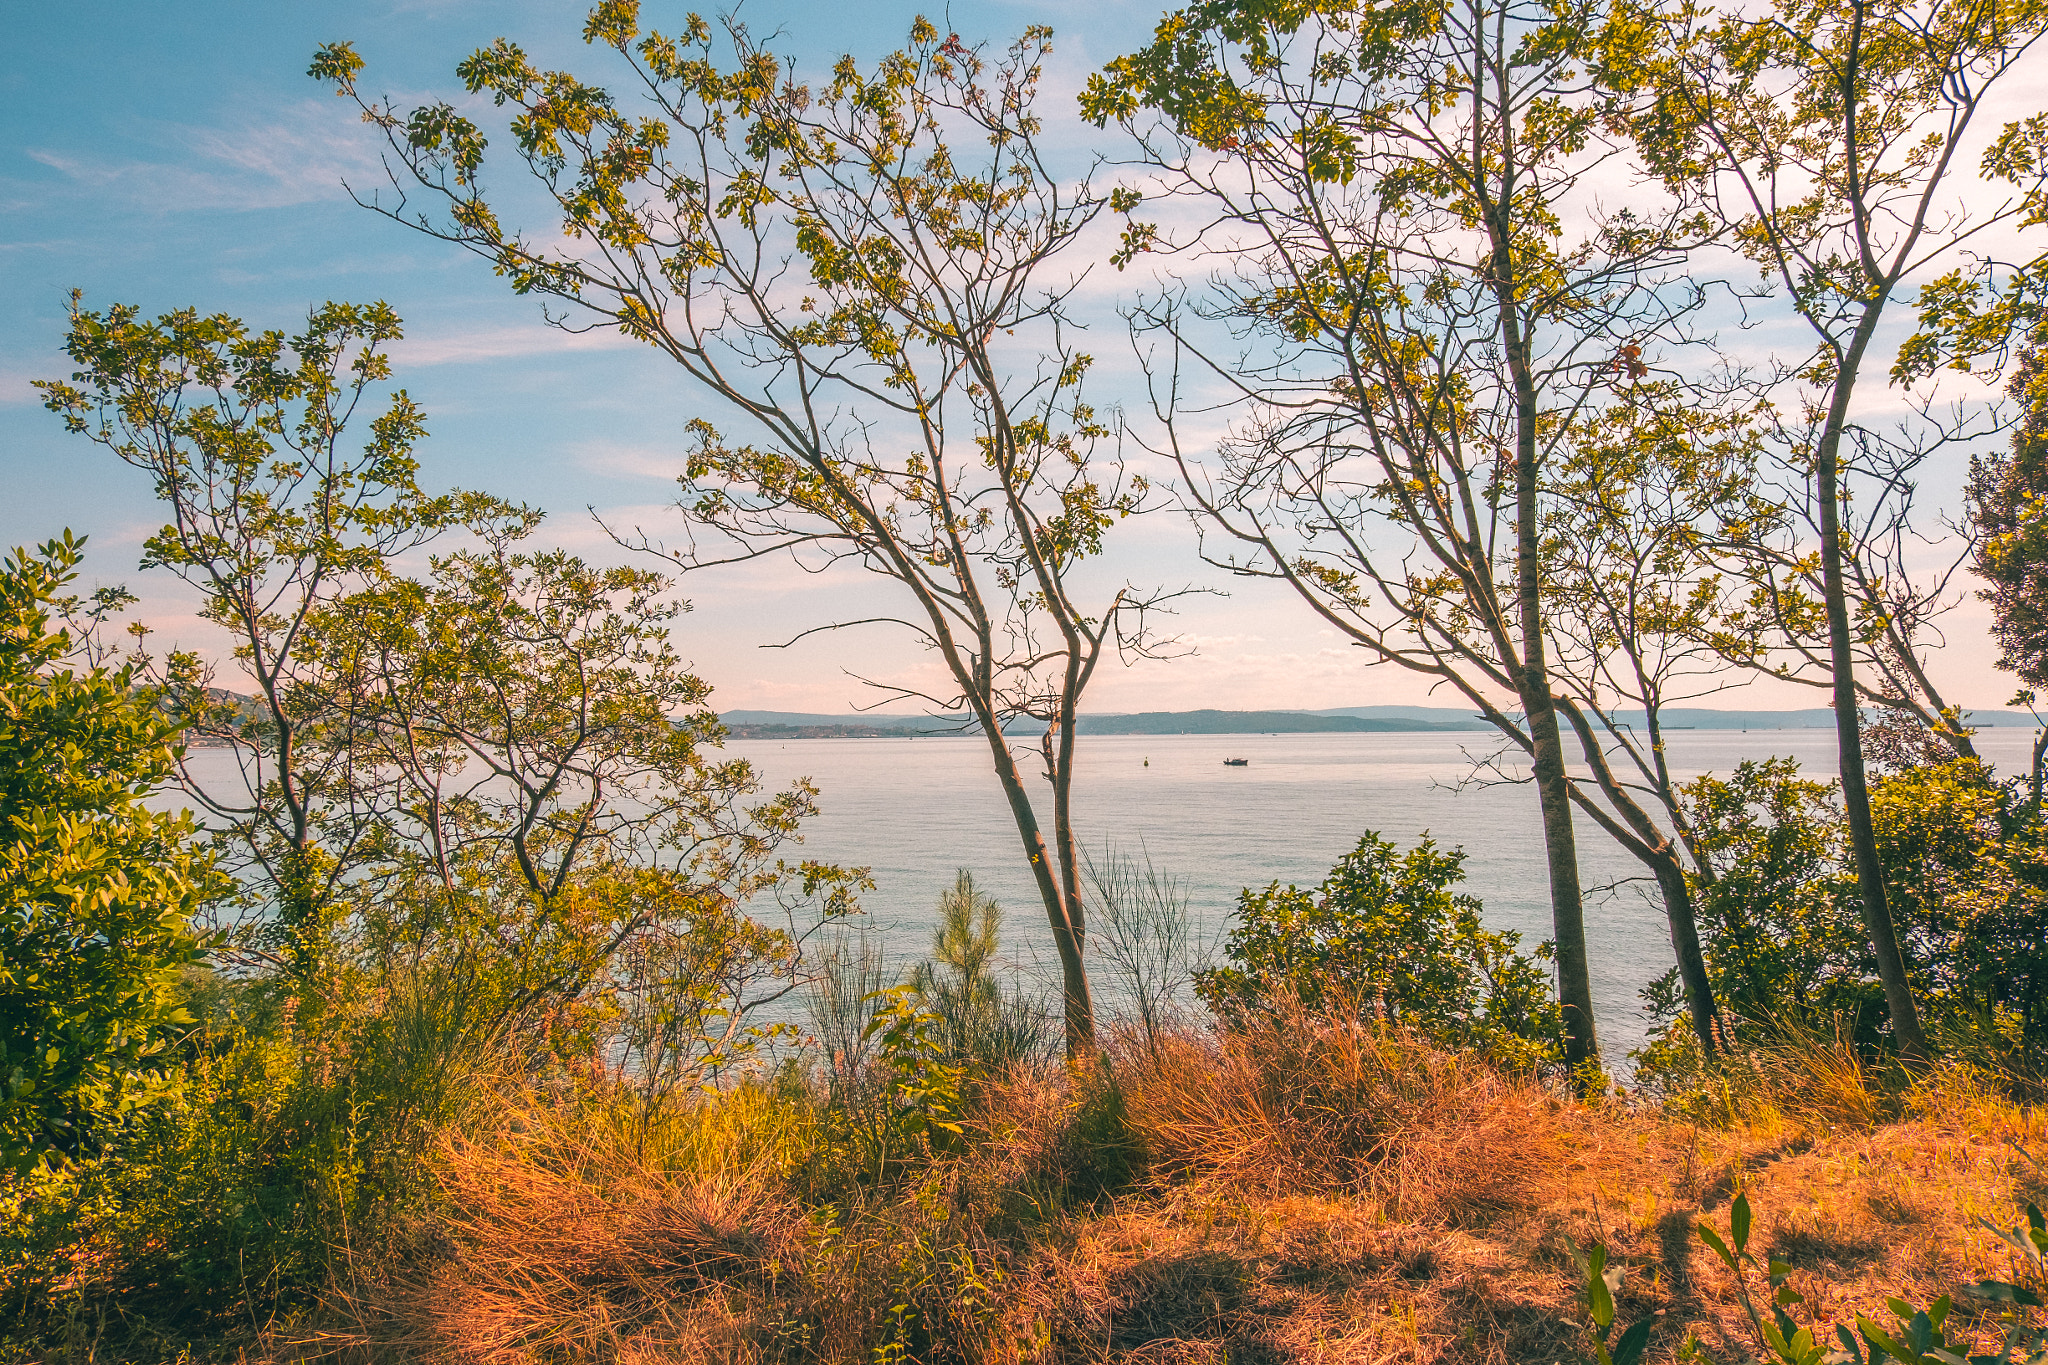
1871;758;2048;1044
1650;756;2048;1069
1;966;507;1348
1197;831;1562;1069
1662;759;1876;1043
0;534;218;1171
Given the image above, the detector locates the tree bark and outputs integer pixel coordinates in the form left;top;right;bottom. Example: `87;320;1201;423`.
1497;234;1600;1080
1555;703;1721;1058
1525;692;1598;1075
1814;319;1929;1065
1507;396;1599;1076
1651;853;1719;1054
984;717;1094;1054
2032;727;2047;816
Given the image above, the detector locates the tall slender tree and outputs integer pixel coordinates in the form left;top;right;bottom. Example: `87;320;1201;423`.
1632;0;2048;1061
1089;0;1718;1074
314;14;1186;1053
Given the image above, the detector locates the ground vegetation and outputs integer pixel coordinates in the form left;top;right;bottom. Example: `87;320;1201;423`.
12;1;2048;1358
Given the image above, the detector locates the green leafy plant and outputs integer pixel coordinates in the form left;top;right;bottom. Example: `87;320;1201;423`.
1574;1241;1653;1365
909;870;1052;1069
0;533;219;1171
1689;1193;2048;1365
861;986;964;1147
1198;831;1561;1069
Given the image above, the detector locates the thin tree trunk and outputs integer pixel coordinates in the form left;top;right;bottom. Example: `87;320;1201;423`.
1815;334;1929;1065
1497;251;1600;1080
1526;696;1599;1075
1651;854;1719;1055
1049;719;1088;948
2031;727;2046;816
1555;702;1720;1056
983;719;1094;1054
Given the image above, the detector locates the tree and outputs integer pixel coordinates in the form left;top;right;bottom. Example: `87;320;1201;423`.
909;870;1045;1066
40;301;850;1058
0;533;217;1170
1630;0;2048;1063
313;13;1185;1053
1970;322;2048;806
1087;0;1720;1074
315;515;855;1058
1536;391;1771;1055
36;298;480;971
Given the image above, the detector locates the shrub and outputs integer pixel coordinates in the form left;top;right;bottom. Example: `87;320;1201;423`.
1658;756;2048;1065
0;963;515;1348
909;871;1055;1071
1196;830;1561;1068
1670;758;1873;1041
1083;841;1203;1053
1871;758;2048;1044
0;534;218;1171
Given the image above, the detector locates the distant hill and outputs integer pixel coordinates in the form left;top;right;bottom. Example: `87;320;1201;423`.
723;722;939;739
1308;704;2039;729
721;711;943;731
720;704;2041;738
1073;709;1486;735
718;708;1485;736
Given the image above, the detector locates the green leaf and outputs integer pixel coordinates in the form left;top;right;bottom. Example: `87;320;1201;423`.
1732;1193;1752;1255
1588;1244;1615;1330
1699;1222;1737;1268
1859;1317;1914;1365
1967;1280;2042;1307
1613;1317;1655;1365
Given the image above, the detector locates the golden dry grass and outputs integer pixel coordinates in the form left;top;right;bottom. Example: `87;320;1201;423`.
307;1024;2048;1365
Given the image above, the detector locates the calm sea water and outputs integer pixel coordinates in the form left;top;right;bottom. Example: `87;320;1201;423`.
723;727;2044;1057
172;726;2041;1059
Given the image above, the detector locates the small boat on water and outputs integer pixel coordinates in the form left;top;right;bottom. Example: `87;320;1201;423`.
1223;757;1249;767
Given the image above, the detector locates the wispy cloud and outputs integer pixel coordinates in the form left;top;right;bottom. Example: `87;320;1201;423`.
19;99;381;216
574;439;686;482
0;367;49;407
395;321;639;366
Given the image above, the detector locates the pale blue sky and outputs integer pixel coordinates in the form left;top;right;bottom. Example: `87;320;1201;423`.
0;0;2016;715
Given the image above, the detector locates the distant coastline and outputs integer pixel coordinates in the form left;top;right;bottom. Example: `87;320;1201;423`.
723;709;1490;738
720;704;2044;739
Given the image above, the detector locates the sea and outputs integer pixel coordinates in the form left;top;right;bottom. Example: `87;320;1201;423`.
172;726;2043;1060
721;727;2045;1057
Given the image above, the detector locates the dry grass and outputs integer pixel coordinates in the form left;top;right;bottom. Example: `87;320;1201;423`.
1115;1012;1566;1222
301;1026;2048;1365
323;1105;810;1363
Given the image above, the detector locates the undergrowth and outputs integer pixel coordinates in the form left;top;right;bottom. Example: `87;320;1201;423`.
9;1009;2048;1364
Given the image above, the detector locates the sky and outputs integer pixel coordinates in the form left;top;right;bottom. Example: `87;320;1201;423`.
0;0;2025;718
